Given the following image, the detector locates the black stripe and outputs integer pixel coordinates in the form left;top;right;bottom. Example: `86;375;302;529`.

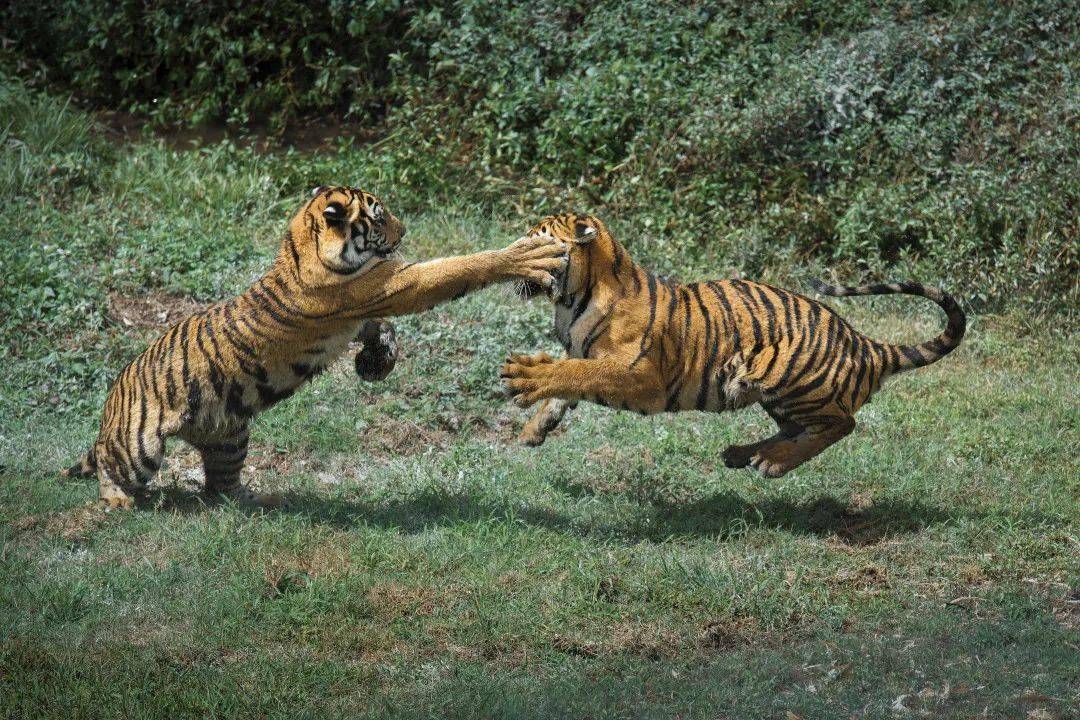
285;230;302;280
184;381;202;424
631;272;659;367
706;282;741;351
754;285;778;343
772;332;809;390
178;317;193;386
730;281;763;351
226;381;254;418
849;337;870;410
247;285;302;327
257;383;295;408
581;308;612;359
610;242;626;293
689;285;716;410
570;283;593;329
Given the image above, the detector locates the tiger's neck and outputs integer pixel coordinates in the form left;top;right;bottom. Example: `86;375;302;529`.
226;257;365;352
566;235;646;307
555;235;646;356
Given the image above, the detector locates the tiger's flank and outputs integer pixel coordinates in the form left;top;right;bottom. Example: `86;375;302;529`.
62;186;568;509
502;214;965;478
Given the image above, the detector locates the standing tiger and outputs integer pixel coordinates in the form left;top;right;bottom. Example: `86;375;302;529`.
501;214;965;477
63;186;567;509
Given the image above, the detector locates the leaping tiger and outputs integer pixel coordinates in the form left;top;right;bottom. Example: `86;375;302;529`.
501;213;965;477
63;186;568;508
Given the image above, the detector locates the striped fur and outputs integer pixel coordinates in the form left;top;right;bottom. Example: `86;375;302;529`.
63;186;568;508
502;214;965;477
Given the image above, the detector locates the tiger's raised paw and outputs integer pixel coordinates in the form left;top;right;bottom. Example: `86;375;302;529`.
99;480;136;510
518;428;549;447
506;352;555;367
749;443;797;478
354;319;398;382
501;236;569;290
500;353;556;408
99;494;136;511
721;444;756;469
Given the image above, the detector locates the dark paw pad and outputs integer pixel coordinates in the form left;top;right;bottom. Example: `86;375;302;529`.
722;445;753;469
354;320;398;382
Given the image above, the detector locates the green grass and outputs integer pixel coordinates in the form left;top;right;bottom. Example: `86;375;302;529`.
1;76;1078;719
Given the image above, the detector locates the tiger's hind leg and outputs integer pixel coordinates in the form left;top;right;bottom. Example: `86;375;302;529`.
748;412;855;478
94;430;166;510
519;398;576;447
718;351;787;468
196;426;285;509
722;416;804;469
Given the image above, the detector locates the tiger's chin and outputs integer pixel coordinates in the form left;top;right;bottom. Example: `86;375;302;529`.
326;248;396;276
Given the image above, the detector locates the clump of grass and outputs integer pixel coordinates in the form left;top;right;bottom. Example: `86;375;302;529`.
0;78;105;197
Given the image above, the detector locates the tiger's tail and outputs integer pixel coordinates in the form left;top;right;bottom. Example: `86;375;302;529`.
60;447;97;479
809;278;966;376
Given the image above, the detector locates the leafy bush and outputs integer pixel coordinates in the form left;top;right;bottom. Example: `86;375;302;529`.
2;0;427;128
394;0;1078;312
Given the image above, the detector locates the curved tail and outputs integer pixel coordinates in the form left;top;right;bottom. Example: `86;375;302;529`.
60;448;96;479
810;278;966;375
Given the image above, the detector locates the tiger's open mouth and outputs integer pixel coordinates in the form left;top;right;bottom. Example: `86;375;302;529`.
515;279;548;300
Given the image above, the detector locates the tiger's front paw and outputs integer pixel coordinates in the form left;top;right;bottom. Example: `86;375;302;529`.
354;319;398;382
500;352;556;408
501;236;569;290
99;481;135;510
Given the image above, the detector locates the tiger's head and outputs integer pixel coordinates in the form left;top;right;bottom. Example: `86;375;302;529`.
515;213;606;301
287;186;405;283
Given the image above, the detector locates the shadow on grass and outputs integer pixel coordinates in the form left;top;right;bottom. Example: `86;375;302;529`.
57;473;973;546
277;487;964;546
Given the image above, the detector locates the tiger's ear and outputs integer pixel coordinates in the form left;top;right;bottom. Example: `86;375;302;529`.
572;221;598;244
310;186;329;197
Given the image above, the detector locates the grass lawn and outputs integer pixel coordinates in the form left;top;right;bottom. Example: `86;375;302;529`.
1;80;1077;719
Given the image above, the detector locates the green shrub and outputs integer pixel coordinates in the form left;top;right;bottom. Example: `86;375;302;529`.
391;0;1078;313
2;0;431;129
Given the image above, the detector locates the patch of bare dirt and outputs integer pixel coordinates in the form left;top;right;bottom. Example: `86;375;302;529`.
14;503;112;543
261;533;359;597
366;582;447;620
549;621;690;661
550;633;600;658
831;565;890;594
699;616;761;651
107;291;207;333
365;418;455;456
1030;578;1079;631
608;621;683;660
98;109;378;154
7;515;40;536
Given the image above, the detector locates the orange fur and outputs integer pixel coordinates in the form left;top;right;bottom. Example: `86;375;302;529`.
64;187;567;508
502;214;965;477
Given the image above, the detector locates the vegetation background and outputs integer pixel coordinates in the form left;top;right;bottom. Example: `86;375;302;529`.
0;1;1076;718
